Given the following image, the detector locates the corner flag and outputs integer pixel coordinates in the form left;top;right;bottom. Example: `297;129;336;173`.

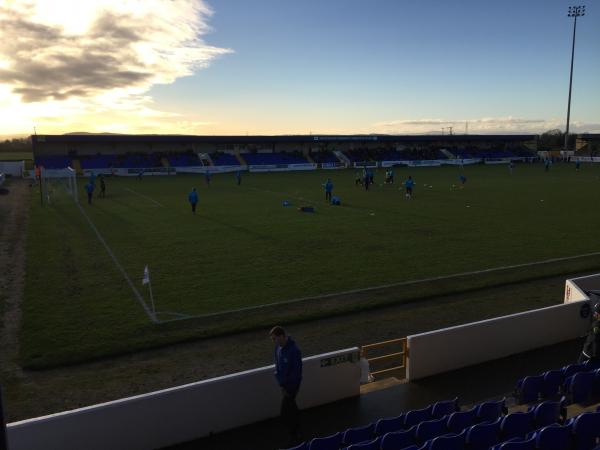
142;265;150;285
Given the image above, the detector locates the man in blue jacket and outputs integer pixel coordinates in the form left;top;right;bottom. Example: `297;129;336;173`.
188;187;198;214
270;326;302;445
323;178;333;203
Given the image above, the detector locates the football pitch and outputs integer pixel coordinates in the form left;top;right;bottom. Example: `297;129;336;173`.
22;163;600;368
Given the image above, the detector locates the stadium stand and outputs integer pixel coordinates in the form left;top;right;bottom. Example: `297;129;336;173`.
167;153;201;167
310;151;340;164
79;154;118;169
211;152;240;166
116;154;162;168
242;151;308;165
34;155;71;169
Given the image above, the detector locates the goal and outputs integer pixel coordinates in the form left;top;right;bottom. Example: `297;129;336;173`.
40;167;79;205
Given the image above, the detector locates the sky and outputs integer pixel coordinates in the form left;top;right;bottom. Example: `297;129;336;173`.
0;0;598;137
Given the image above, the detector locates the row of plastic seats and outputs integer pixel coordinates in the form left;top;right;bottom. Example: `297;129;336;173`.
563;369;600;404
286;398;512;450
331;409;600;450
515;361;600;404
495;410;600;450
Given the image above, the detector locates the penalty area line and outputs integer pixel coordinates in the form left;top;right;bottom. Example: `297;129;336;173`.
76;203;158;323
124;187;164;207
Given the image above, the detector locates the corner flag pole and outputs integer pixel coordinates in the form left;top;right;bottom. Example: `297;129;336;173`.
143;265;157;319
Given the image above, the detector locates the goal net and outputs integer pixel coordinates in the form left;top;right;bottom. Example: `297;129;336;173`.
41;167;79;206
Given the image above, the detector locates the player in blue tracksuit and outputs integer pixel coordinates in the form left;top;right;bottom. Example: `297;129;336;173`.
404;176;415;199
576;160;581;171
459;174;467;186
188;187;198;214
323;178;333;202
85;182;95;204
205;170;211;187
235;170;242;185
270;326;303;445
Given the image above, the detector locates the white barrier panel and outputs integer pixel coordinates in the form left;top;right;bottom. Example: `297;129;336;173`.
573;157;600;163
407;160;443;167
353;162;378;168
0;161;25;176
564;273;600;303
484;158;511;165
381;160;410;167
249;164;316;172
406;302;591;381
442;159;482;166
8;347;360;450
176;165;246;174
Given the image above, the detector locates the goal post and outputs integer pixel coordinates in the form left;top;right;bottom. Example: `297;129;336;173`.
40;167;79;206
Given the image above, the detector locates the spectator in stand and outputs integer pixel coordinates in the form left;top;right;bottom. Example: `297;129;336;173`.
579;301;600;364
270;326;303;447
188;187;198;214
323;178;333;203
84;182;94;205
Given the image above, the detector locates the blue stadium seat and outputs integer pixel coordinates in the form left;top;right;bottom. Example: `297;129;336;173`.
309;432;342;450
429;430;466;450
572;412;600;450
432;398;460;418
498;436;536;450
565;371;595;404
345;437;381;450
380;428;417;450
517;375;544;403
447;407;478;434
476;398;507;422
535;425;573;450
375;415;404;435
500;411;534;441
466;418;502;450
530;399;566;427
405;405;434;428
593;369;600;399
416;417;449;444
562;363;586;379
343;423;375;446
542;370;564;399
583;359;600;371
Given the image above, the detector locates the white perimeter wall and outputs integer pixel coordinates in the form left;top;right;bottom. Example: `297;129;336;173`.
407;301;591;381
7;348;360;450
0;161;24;176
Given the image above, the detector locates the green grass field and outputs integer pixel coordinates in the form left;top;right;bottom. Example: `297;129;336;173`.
0;151;33;161
21;163;600;368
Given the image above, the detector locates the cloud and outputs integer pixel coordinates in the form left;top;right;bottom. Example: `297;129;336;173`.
0;0;231;133
372;117;600;134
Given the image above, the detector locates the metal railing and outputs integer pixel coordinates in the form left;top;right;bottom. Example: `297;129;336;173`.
361;337;407;380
